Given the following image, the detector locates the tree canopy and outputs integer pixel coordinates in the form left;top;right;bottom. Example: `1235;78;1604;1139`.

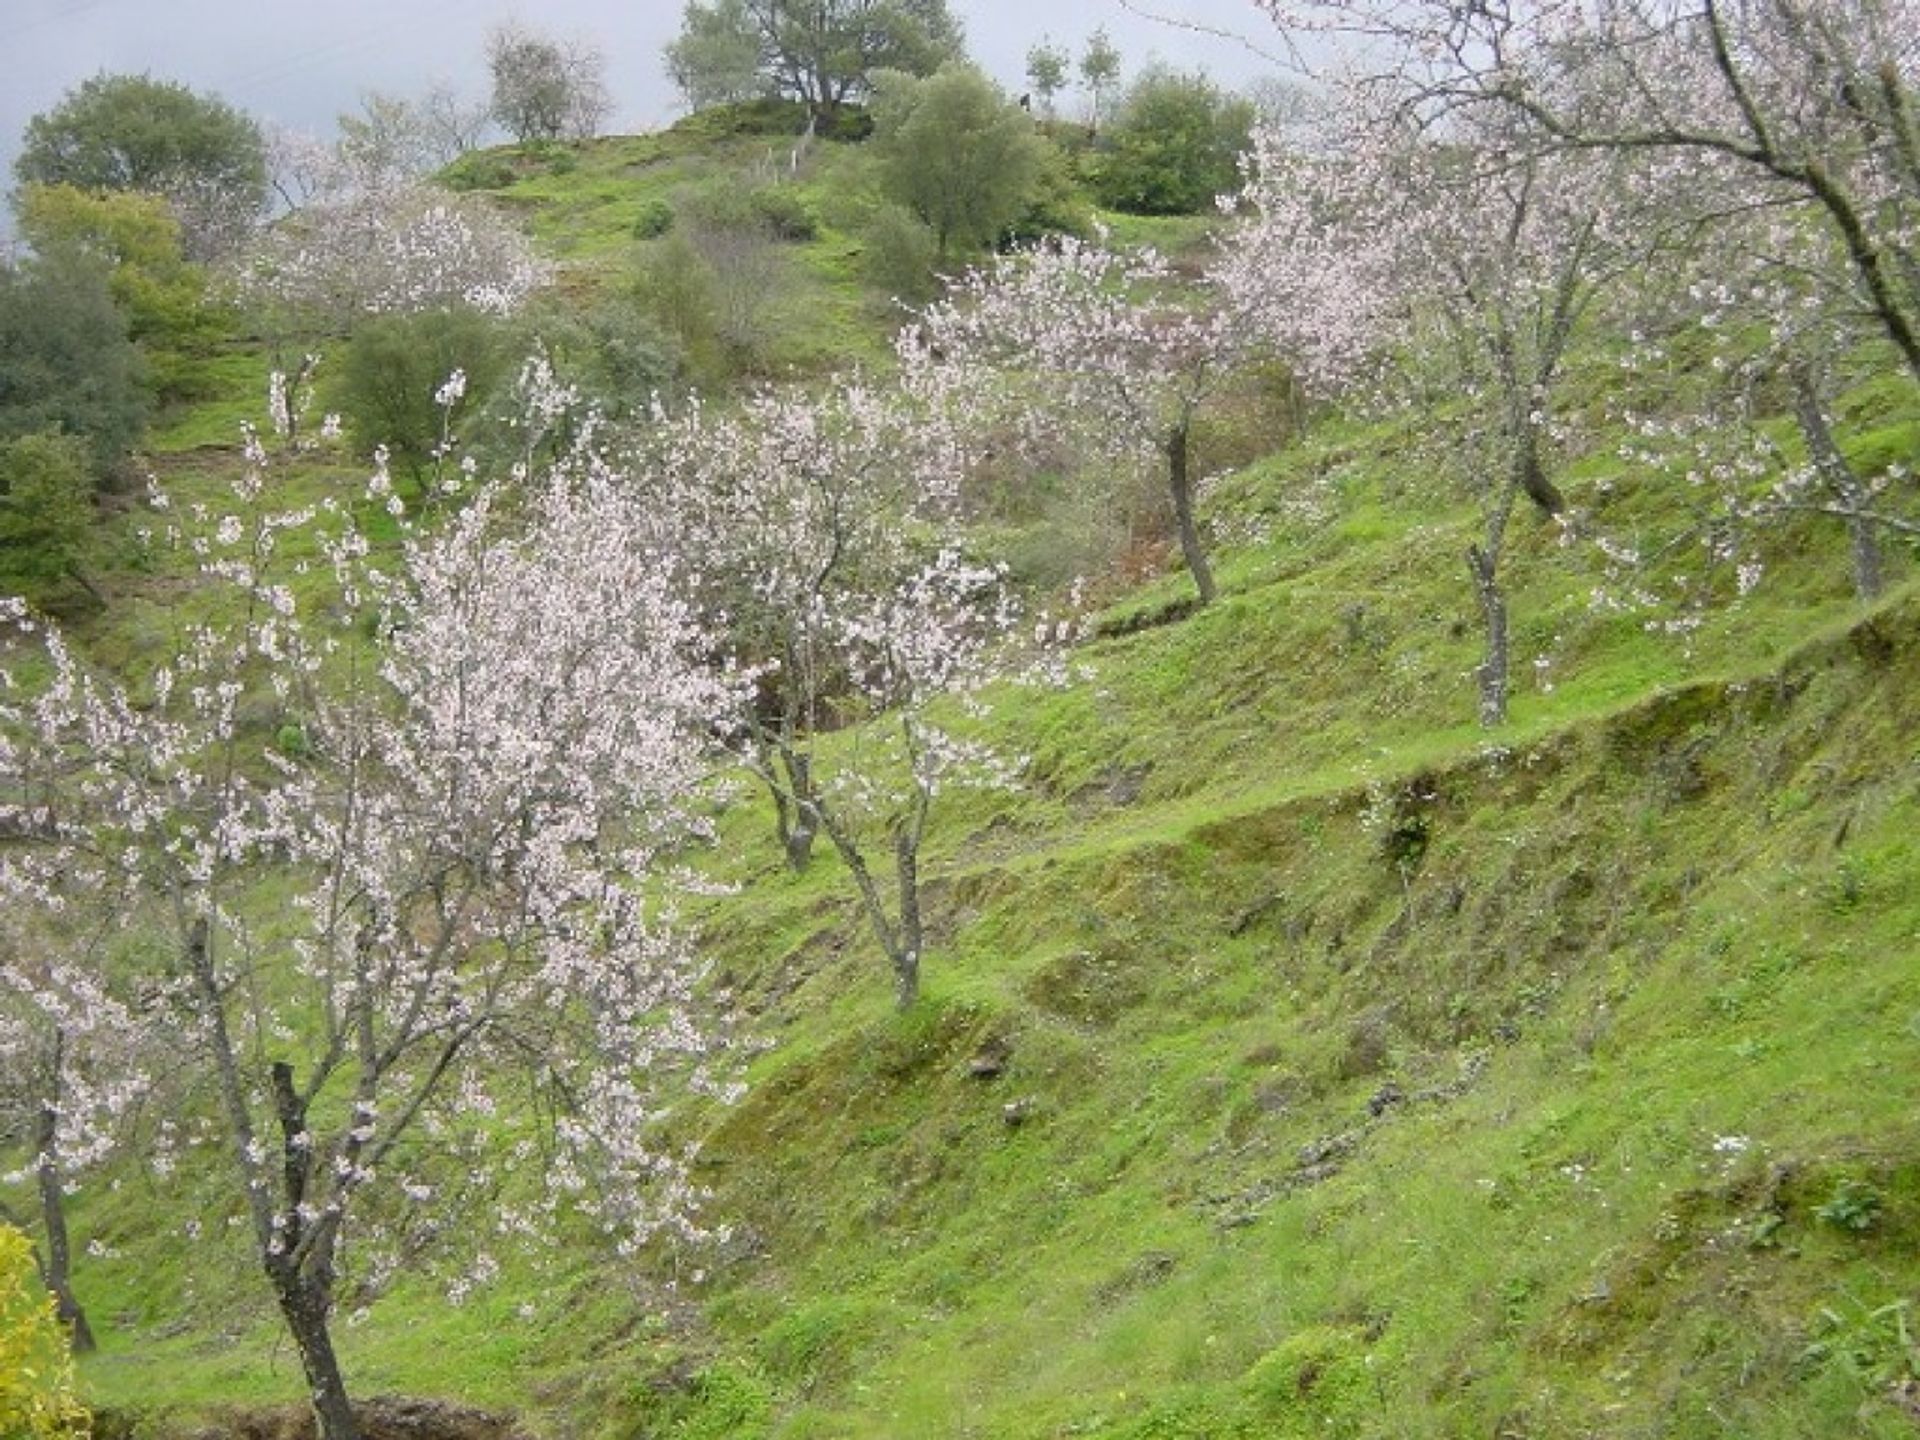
14;182;227;402
0;432;96;610
1024;41;1069;117
665;0;767;110
870;64;1049;260
0;252;147;479
1092;67;1254;216
0;380;741;1440
15;73;266;256
486;22;612;142
666;0;964;116
1080;28;1122;132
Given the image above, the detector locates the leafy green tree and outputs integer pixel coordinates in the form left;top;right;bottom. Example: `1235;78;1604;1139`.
1025;41;1070;118
666;0;963;117
14;182;230;402
665;0;767;111
327;309;512;484
870;64;1048;261
1092;67;1254;215
0;253;148;479
0;433;96;608
15;73;266;258
517;291;683;418
1080;28;1122;133
861;202;941;302
1000;135;1095;247
0;1225;87;1440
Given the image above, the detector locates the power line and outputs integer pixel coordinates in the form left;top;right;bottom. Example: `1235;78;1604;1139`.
0;0;119;46
1112;0;1290;66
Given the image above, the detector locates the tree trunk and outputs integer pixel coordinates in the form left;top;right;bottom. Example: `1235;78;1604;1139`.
779;748;818;871
34;1032;95;1354
1467;543;1509;728
811;800;913;1004
274;1276;360;1440
892;826;923;1011
768;779;802;870
1166;422;1217;606
1513;425;1566;516
1845;506;1885;603
1792;368;1884;601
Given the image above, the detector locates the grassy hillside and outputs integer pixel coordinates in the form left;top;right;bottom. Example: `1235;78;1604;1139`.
62;403;1920;1440
19;118;1920;1439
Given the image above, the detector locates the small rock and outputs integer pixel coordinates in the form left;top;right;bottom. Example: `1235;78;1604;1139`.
1002;1097;1035;1127
1298;1130;1359;1168
968;1038;1009;1079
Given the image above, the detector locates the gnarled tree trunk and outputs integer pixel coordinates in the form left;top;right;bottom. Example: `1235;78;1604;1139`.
272;1272;360;1440
773;746;819;872
268;1060;360;1440
1467;541;1509;729
34;1030;95;1353
1166;421;1217;607
1792;366;1884;601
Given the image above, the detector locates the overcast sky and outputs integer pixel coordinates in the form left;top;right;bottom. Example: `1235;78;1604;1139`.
1;0;1288;235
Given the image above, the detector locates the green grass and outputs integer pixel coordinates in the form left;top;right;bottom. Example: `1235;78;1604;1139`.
611;365;1917;1436
144;349;276;453
666;591;1920;1438
434;121;895;381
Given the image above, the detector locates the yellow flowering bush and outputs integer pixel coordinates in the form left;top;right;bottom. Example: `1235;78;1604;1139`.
0;1224;88;1438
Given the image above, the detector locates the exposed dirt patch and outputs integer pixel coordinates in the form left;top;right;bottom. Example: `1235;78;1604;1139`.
114;1396;536;1440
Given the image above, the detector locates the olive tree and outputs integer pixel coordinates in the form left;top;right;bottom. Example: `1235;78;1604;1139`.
0;433;97;608
870;64;1050;261
665;0;767;111
15;182;228;403
0;250;148;478
665;0;964;117
1092;67;1254;216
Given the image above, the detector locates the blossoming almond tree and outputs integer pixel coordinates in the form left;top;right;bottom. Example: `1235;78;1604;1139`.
1587;199;1917;621
908;234;1268;607
797;548;1043;1010
1247;0;1915;637
0;391;737;1440
1256;0;1920;387
234;168;549;331
0;916;150;1355
1218;86;1678;724
634;378;1054;1007
638;379;963;873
